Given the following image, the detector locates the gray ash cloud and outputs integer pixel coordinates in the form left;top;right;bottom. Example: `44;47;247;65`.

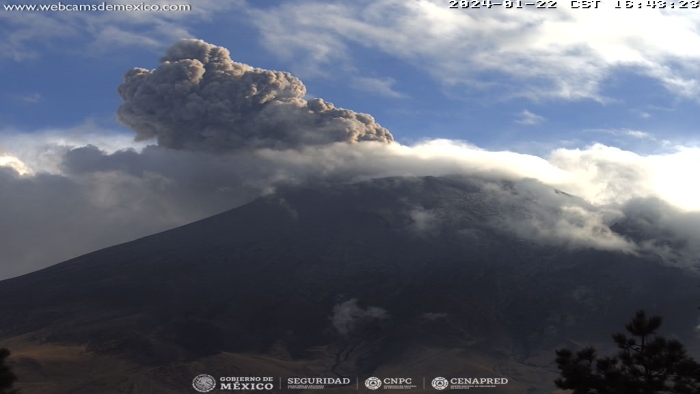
117;39;393;152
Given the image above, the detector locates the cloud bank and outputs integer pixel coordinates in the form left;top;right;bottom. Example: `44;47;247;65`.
1;39;699;279
249;0;700;101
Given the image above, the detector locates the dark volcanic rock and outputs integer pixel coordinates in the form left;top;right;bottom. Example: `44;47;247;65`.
0;175;698;392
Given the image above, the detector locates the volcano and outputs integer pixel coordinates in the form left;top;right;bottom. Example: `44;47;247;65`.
1;175;698;393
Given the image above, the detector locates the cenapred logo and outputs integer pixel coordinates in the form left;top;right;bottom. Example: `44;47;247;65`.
192;374;216;393
431;376;509;390
365;377;382;390
431;377;449;390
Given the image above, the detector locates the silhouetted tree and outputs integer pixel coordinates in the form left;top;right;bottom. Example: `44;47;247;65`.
555;310;700;393
0;348;18;394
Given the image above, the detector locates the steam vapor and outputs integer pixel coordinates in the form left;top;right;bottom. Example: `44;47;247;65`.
331;299;389;335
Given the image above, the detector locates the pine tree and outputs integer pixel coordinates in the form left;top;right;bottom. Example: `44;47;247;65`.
0;348;18;394
554;310;700;393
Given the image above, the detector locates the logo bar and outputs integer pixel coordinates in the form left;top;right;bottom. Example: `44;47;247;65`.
192;374;509;391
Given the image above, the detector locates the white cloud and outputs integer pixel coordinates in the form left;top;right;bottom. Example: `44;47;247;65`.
0;120;149;174
0;154;32;175
516;110;545;125
16;92;42;104
248;0;700;101
625;130;652;139
2;34;700;280
0;0;242;59
587;128;655;140
636;111;652;119
2;131;700;278
351;76;406;98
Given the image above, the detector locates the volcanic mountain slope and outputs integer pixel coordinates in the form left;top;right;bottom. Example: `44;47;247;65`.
0;175;698;393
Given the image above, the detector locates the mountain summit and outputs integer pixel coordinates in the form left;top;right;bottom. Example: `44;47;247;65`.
1;175;698;393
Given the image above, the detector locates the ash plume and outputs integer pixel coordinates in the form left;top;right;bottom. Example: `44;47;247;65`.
117;39;393;152
2;39;700;279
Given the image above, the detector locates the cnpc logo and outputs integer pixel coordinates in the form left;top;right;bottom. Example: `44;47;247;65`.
431;377;449;390
365;377;414;390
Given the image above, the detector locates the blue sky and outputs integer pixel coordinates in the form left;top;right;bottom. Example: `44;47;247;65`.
2;0;700;154
1;0;700;278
